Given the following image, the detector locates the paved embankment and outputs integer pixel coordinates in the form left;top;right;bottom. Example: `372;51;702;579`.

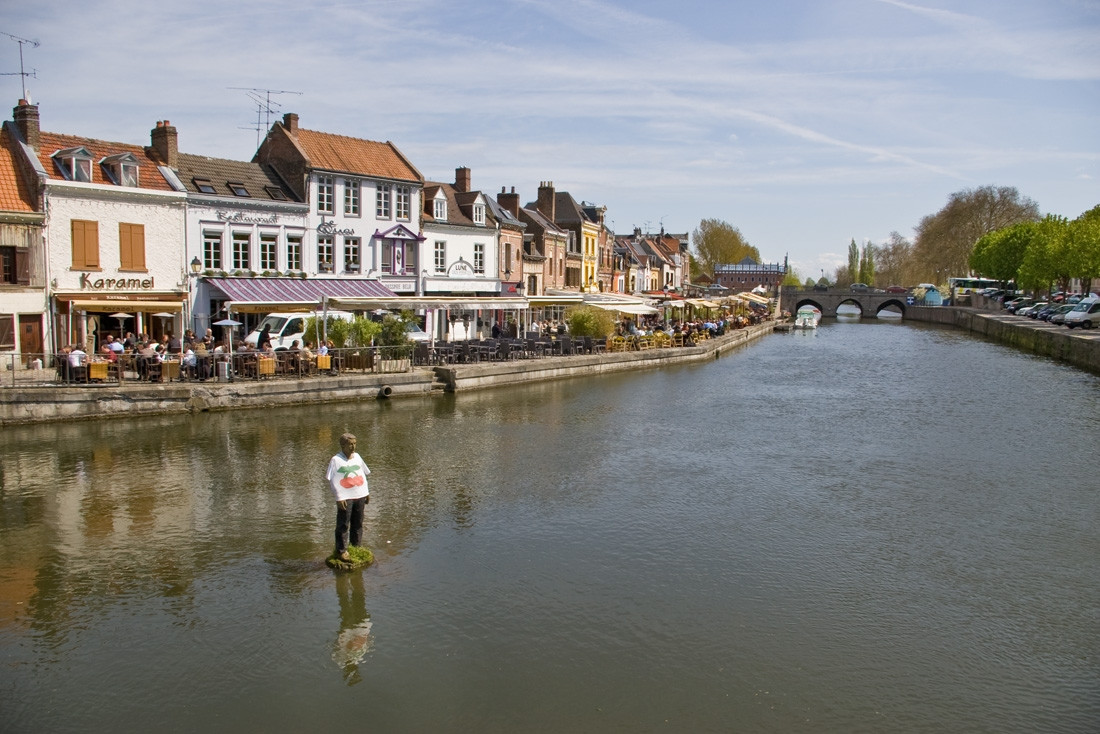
907;305;1100;375
0;322;774;426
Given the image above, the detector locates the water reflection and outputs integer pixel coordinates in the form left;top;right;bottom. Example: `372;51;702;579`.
332;571;372;685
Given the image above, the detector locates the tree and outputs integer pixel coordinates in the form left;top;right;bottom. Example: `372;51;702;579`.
875;232;915;287
690;219;760;276
1017;216;1068;293
913;185;1039;280
970;222;1035;285
781;268;803;288
859;241;875;286
847;239;859;282
1065;207;1100;295
803;277;816;288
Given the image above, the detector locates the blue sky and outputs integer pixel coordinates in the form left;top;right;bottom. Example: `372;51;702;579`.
4;0;1098;279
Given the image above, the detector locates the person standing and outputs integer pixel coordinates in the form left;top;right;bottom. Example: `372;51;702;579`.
326;433;371;561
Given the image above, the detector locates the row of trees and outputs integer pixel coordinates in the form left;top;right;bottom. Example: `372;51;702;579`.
970;206;1100;295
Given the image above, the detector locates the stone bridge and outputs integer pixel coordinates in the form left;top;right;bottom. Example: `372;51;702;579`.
779;287;909;318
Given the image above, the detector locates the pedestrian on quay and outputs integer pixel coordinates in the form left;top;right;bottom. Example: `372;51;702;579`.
326;433;371;562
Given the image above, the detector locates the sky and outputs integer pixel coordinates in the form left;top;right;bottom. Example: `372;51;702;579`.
3;0;1098;280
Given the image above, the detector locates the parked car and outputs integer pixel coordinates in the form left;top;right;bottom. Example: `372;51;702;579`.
245;310;355;349
405;323;431;342
1049;304;1075;324
850;283;869;291
1005;298;1034;314
1019;302;1048;318
1034;303;1060;321
885;285;908;293
1064;299;1100;329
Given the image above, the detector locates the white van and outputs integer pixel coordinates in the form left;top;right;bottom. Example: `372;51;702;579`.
245;311;354;349
1064;299;1100;329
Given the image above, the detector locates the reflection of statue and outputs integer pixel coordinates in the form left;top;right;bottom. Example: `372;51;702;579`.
332;571;372;685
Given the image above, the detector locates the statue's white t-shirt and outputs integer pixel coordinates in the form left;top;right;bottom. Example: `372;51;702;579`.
326;452;370;501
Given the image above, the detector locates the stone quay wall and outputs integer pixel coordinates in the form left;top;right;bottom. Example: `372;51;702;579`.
0;323;774;426
907;306;1100;376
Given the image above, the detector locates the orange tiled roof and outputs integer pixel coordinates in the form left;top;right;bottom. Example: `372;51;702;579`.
0;126;36;212
295;129;421;183
35;131;174;191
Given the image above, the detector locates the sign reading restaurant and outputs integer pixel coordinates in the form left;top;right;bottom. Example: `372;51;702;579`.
80;273;156;290
216;211;279;225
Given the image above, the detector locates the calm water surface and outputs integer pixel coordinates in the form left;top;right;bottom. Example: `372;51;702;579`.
2;320;1098;733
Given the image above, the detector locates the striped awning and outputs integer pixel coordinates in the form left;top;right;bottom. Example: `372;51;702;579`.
207;277;397;311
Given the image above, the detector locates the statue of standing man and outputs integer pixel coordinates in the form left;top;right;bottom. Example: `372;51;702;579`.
327;433;371;561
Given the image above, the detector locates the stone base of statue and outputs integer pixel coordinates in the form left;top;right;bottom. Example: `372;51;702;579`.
326;545;374;571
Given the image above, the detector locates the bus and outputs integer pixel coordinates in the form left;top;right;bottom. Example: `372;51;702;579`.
949;277;1010;298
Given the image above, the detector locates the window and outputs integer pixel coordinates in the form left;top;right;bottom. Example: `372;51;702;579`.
260;233;277;271
318;236;334;271
0;247;13;284
344;179;360;216
194;178;217;194
203;231;222;269
286;233;302;271
344;237;360;273
232;232;250;270
395;186;410;220
228;182;250;197
102;153;139;187
376;184;391;218
434;195;446;221
71;219;100;269
434;241;446;273
265;186;287;201
474;243;485;274
119;223;146;271
53;147;93;182
472;203;485;225
317;176;334;214
0;314;13;350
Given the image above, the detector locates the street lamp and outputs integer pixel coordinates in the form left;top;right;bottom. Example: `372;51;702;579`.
190;256;202;275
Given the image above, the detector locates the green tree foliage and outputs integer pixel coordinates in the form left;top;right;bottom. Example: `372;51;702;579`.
833;264;851;287
970;221;1036;284
847;239;859;283
859;242;875;285
1017;216;1069;293
301;314;380;349
781;267;803;287
691;219;760;276
565;305;618;337
1065;209;1100;295
913;185;1039;280
803;277;816;288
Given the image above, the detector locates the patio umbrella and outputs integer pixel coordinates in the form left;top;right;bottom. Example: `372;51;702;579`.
153;312;176;318
110;312;131;334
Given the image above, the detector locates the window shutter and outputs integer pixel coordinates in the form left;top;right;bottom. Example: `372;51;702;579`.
71;220;100;269
15;247;30;284
119;223;146;270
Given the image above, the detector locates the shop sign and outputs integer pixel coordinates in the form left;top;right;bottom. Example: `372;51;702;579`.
317;217;355;236
217;211;279;225
80;274;155;290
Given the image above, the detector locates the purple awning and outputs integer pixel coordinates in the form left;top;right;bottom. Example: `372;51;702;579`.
206;277;397;312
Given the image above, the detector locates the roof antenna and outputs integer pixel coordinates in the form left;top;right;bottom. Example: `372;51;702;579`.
1;31;39;101
229;87;303;148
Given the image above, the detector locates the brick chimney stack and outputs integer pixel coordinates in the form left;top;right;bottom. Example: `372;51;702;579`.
13;99;39;150
536;181;556;221
454;167;471;193
150;120;178;167
497;186;520;217
282;112;299;135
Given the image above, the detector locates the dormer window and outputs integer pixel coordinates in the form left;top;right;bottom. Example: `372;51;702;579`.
265;186;287;201
433;193;447;221
52;147;93;182
228;182;250;197
193;178;217;194
101;152;140;187
472;203;485;225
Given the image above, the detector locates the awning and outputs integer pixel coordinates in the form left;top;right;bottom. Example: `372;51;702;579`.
527;294;585;307
207;277;397;313
591;302;659;315
328;296;529;311
68;300;185;311
736;292;770;305
686;299;720;308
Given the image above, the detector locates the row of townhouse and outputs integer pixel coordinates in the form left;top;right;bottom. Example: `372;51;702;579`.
0;101;688;361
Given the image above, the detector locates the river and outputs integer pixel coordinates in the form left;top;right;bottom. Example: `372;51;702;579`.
2;319;1098;733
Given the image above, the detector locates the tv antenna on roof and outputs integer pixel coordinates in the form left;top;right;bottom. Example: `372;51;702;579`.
229;87;303;148
1;32;40;101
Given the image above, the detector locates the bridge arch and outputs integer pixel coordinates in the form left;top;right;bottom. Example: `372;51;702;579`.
781;287;908;319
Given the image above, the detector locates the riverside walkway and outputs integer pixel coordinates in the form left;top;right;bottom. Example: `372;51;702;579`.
0;322;776;426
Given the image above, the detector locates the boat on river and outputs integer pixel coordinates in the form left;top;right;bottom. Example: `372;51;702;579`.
793;306;821;329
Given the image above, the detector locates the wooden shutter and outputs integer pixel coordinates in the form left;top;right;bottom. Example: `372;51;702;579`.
71;220;99;269
15;247;30;285
119;223;146;270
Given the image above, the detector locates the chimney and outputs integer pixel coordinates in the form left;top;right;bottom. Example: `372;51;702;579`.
497;186;520;217
150;120;178;167
536;181;556;221
13;99;39;150
282;112;299;135
454;166;471;193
